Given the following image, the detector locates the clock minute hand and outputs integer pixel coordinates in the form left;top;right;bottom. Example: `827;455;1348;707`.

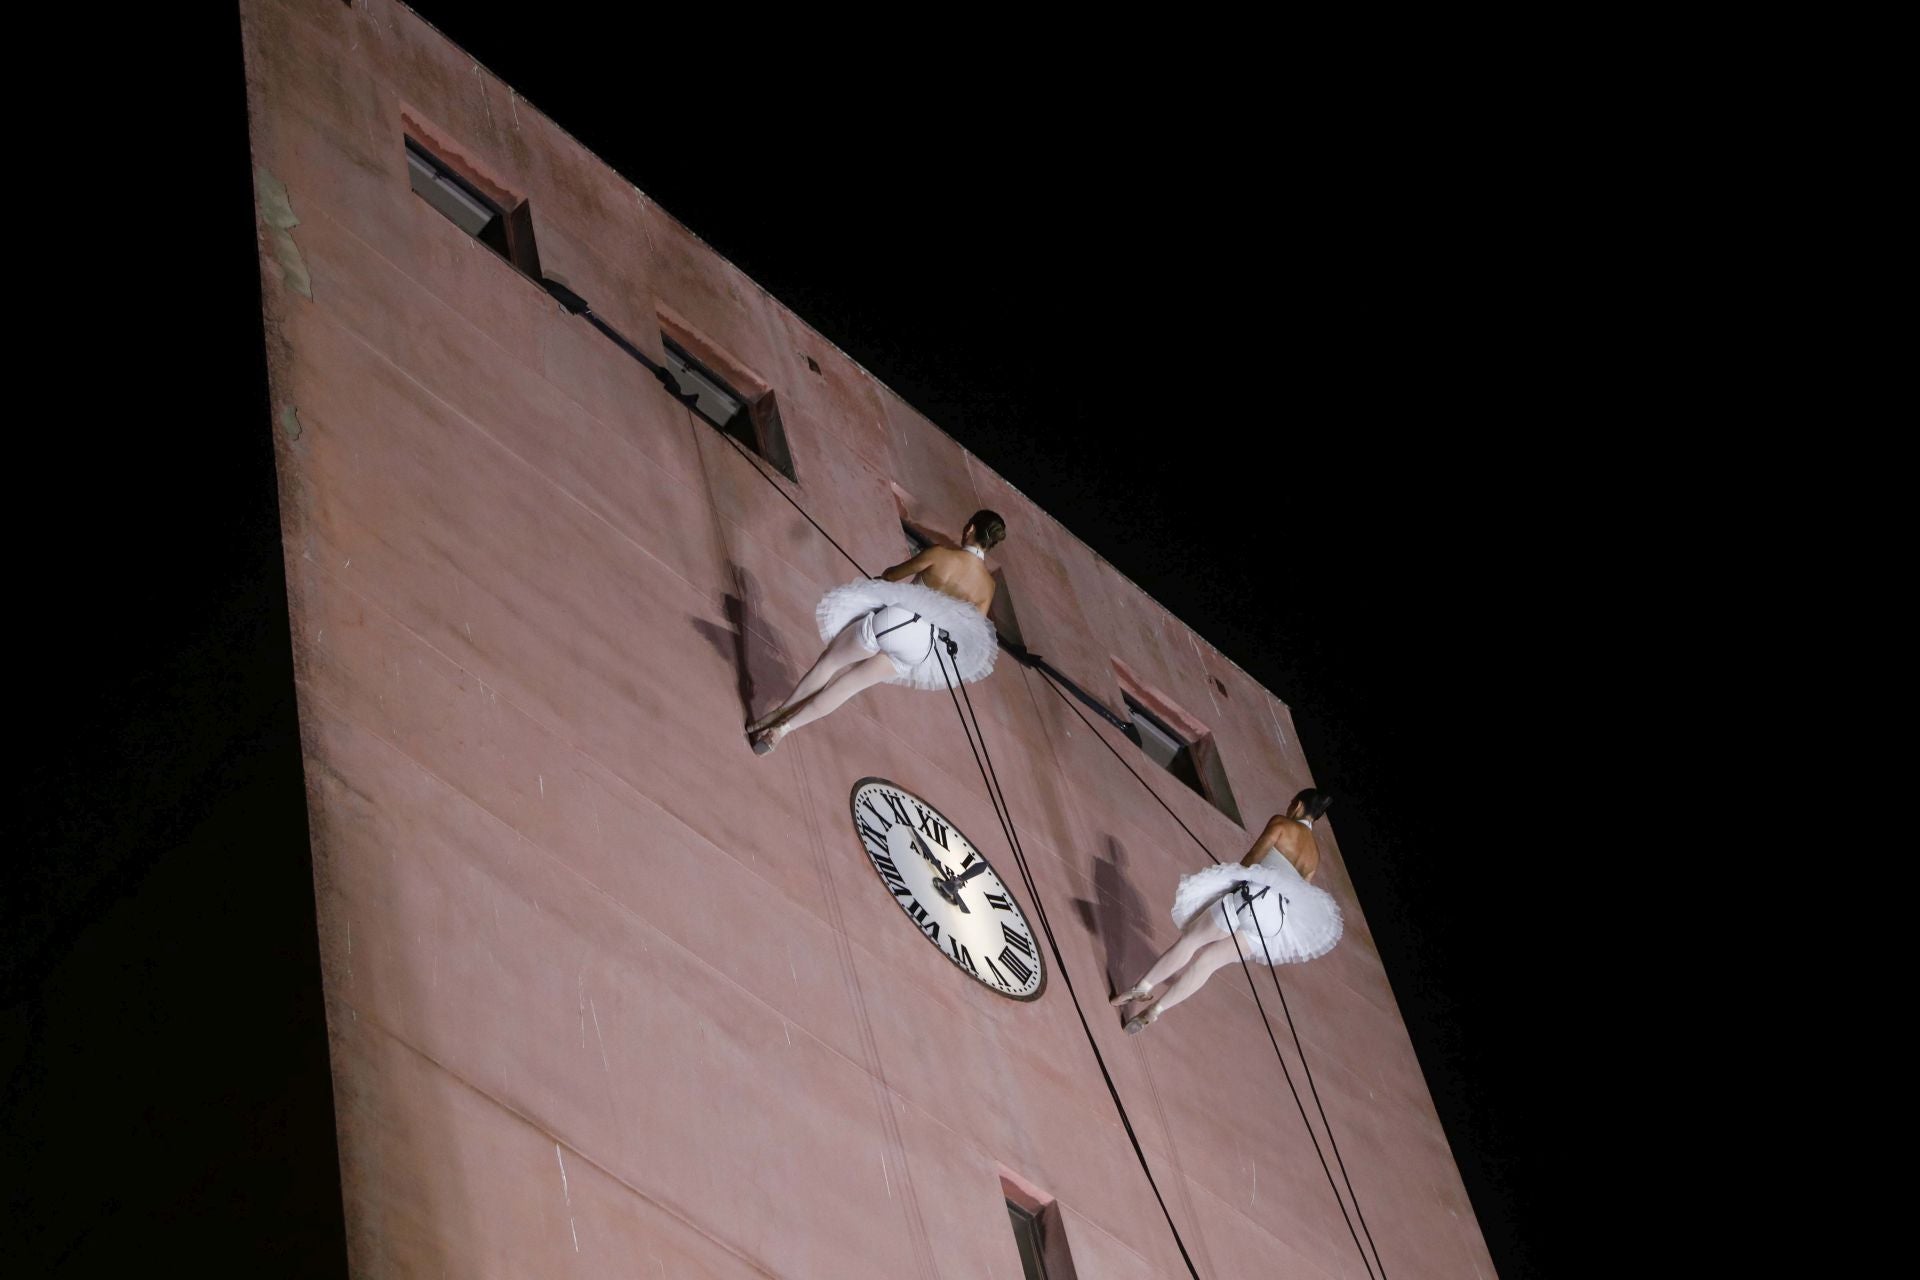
906;827;945;872
952;861;992;886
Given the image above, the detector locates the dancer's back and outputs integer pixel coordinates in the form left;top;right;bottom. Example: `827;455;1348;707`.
888;545;996;614
1252;814;1320;882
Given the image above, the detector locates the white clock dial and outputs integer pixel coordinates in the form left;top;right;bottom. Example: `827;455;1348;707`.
849;778;1045;1000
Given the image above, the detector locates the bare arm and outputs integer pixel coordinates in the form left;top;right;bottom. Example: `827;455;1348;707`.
882;548;996;613
880;550;938;583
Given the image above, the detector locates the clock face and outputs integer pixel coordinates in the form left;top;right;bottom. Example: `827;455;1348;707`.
848;778;1045;1001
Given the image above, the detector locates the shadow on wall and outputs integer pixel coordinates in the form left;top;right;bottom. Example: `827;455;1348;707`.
1072;835;1159;999
690;560;796;723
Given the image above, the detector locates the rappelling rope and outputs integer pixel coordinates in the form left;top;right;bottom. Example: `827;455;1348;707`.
545;275;1378;1277
1034;668;1389;1278
932;644;1203;1278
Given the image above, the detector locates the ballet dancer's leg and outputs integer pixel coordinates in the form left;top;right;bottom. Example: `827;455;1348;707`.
1146;939;1244;1016
1126;937;1244;1032
754;653;897;750
1111;908;1229;1006
778;652;897;732
750;620;873;732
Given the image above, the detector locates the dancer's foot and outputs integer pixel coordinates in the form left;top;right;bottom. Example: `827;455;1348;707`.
749;720;791;756
745;705;787;735
1109;982;1150;1008
1123;1002;1160;1035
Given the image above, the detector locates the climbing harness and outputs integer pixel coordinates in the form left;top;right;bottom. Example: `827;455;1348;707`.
870;610;958;666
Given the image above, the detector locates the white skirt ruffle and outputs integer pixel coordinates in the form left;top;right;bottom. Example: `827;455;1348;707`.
1169;855;1343;966
816;579;999;690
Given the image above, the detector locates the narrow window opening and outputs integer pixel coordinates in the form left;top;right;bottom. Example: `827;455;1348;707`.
663;334;754;442
657;309;795;482
1123;695;1204;794
1114;660;1243;826
1007;1201;1049;1279
999;1171;1078;1280
407;138;507;252
402;133;542;277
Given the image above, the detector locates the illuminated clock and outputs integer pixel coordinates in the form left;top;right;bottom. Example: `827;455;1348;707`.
848;778;1045;1000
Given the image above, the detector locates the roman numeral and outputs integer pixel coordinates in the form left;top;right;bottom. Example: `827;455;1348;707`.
912;804;950;850
947;938;976;975
985;955;1011;989
960;850;979;869
862;798;894;828
882;792;913;825
855;817;888;852
1001;923;1035;959
998;947;1034;986
871;851;911;896
984;892;1014;912
904;898;941;943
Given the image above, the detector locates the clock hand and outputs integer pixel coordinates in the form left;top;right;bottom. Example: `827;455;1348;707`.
952;861;992;886
908;828;972;913
907;828;946;873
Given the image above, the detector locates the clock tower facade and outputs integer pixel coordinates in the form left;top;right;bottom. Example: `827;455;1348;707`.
239;3;1496;1276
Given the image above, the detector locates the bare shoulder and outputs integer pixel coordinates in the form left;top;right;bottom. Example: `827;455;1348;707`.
939;547;997;605
1266;816;1318;867
927;546;974;571
913;547;996;611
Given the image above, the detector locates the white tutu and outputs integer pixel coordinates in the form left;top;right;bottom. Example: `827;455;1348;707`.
1169;854;1343;966
816;579;998;689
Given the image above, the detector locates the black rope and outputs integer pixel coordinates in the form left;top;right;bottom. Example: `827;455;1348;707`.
1030;667;1223;867
933;645;1202;1280
999;644;1135;734
542;273;874;581
1224;893;1382;1280
539;274;1372;1276
708;416;872;580
1240;892;1389;1280
667;333;1196;1268
1032;665;1390;1278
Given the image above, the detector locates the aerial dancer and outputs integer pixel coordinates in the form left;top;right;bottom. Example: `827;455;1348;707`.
1110;789;1343;1033
746;510;1007;754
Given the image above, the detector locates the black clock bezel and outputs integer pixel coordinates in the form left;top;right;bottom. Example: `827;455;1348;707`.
848;777;1047;1002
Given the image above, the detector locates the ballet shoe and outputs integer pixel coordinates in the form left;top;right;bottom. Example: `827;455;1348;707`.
1109;983;1150;1008
748;705;801;755
1123;1003;1160;1035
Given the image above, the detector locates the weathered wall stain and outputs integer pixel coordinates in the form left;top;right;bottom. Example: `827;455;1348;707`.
255;165;312;299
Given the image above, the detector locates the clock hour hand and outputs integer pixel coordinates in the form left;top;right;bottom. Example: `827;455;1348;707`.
908;828;971;913
951;861;992;886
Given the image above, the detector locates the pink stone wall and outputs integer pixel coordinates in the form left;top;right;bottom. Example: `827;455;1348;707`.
240;3;1495;1275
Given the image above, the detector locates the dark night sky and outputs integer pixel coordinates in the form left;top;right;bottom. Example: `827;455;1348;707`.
7;5;1620;1275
